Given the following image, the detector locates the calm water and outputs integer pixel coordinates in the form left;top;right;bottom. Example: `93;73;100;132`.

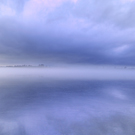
0;67;135;135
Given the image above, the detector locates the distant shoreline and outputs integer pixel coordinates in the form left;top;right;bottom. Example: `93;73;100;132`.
0;64;48;68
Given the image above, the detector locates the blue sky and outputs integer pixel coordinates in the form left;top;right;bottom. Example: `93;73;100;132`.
0;0;135;65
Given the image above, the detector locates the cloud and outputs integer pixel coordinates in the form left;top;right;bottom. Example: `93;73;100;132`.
72;0;135;29
0;4;16;17
121;0;135;3
0;0;135;65
22;0;78;19
0;0;28;14
113;45;129;54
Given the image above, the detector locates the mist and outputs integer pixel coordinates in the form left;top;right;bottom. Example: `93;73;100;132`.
0;65;135;81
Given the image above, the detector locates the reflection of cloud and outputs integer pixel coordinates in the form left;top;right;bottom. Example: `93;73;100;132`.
0;72;135;134
0;120;22;134
109;89;127;100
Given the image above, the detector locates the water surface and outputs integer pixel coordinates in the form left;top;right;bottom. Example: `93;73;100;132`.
0;67;135;135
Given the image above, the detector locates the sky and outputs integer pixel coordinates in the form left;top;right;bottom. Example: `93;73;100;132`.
0;0;135;65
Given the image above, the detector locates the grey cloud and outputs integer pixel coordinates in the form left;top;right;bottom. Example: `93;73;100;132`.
0;0;28;12
0;21;133;65
46;0;135;29
71;0;135;29
0;0;135;65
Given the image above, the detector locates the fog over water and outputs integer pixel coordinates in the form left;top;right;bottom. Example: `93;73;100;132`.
1;66;135;135
1;0;135;134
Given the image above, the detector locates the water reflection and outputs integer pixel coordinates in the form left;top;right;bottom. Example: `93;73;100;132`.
0;67;135;134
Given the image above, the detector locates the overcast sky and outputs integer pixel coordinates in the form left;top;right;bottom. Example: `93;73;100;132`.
0;0;135;65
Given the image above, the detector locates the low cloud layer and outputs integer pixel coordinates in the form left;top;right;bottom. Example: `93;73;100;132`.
0;0;135;65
